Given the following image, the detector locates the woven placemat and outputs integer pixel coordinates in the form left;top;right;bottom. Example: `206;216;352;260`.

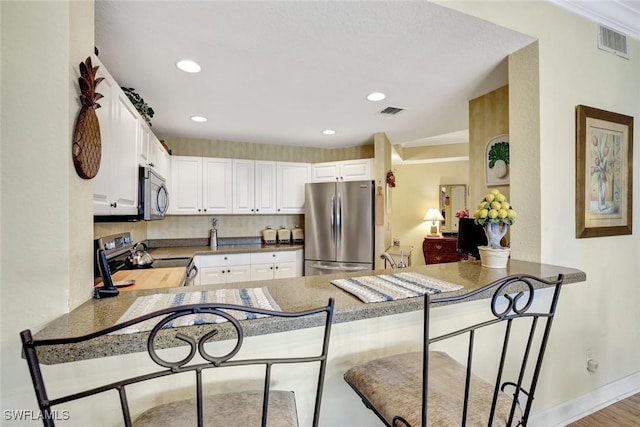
112;287;281;335
331;272;463;303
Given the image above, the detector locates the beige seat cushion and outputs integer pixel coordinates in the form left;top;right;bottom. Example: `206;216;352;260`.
133;390;298;427
344;351;522;427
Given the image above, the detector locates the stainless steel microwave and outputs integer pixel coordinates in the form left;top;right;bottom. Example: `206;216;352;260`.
94;166;169;222
139;166;169;220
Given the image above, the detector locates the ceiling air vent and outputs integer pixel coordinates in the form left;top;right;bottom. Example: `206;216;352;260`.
380;106;404;115
598;25;629;59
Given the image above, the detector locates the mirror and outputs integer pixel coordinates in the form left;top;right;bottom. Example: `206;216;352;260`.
440;184;468;233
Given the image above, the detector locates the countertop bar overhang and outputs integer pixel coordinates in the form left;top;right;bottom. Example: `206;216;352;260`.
32;259;586;365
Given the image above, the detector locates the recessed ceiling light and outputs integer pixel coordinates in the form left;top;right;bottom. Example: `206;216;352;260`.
191;116;207;123
322;129;336;135
176;60;202;73
366;92;386;102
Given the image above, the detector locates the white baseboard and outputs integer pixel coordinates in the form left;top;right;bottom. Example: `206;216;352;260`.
529;371;640;427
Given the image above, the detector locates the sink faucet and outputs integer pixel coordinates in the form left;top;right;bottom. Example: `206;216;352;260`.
380;252;396;268
381;251;407;268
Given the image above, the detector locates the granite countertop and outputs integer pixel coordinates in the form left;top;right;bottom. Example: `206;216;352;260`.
148;243;304;260
32;260;585;365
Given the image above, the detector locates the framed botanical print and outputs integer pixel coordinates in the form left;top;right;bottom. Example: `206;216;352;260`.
576;105;633;238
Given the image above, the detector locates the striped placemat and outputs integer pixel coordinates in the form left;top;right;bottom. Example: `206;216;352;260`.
112;287;281;335
331;272;463;303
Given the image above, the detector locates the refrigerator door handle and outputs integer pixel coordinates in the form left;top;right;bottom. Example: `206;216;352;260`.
336;191;342;249
308;263;371;272
331;193;336;245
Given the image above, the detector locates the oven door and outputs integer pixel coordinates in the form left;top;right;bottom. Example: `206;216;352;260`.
141;167;170;220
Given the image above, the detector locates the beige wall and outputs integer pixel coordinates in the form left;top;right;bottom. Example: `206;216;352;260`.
441;0;640;419
2;1;640;425
468;85;510;205
1;0;96;414
163;136;373;162
390;160;470;266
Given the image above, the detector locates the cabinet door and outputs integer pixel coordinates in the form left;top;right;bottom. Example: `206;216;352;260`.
311;162;339;182
203;158;233;214
109;91;140;215
276;162;311;214
138;122;150;167
93;69;117;215
341;159;372;181
254;161;276;214
169;156;202;214
197;266;226;285
225;265;252;283
232;159;255;214
274;261;298;279
153;138;170;180
250;263;274;281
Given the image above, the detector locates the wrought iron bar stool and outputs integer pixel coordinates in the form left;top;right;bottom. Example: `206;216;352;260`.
344;274;564;426
21;298;335;427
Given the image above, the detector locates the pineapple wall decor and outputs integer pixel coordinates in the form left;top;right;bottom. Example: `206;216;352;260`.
72;57;104;179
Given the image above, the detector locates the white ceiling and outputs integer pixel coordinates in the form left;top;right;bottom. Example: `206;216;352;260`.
94;1;638;150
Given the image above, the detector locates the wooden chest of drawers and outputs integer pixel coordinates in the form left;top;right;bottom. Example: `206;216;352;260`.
422;237;467;265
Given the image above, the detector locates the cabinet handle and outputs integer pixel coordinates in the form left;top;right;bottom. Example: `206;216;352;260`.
221;270;225;274
204;209;207;212
277;208;280;212
270;266;273;270
275;266;279;269
110;202;117;208
198;209;201;212
436;256;442;261
227;269;231;273
256;209;259;212
224;256;228;260
148;162;154;167
435;245;443;250
251;209;254;212
272;254;276;257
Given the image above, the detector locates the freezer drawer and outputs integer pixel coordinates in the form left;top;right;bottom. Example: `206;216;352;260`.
304;260;372;276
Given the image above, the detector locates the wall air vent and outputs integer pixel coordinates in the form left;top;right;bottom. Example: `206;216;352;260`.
380;106;404;115
598;25;629;59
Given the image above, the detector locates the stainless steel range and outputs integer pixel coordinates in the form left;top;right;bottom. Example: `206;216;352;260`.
94;232;191;278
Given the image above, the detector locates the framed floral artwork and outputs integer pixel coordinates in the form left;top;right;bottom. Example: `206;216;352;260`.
576;105;633;238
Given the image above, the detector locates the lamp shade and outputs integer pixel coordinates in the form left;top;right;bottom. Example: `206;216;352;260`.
424;208;444;222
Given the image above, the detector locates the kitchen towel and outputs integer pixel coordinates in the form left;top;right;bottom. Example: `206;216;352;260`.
112;287;281;335
331;272;463;303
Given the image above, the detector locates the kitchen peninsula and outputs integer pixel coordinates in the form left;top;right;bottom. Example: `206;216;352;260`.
37;259;585;364
30;259;585;426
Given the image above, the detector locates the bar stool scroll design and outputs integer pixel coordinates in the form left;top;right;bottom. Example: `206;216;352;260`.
344;274;564;426
20;298;335;427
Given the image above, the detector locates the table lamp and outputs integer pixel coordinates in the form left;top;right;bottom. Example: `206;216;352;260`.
424;208;445;236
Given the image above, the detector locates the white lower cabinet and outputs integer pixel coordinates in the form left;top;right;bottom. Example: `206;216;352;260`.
250;251;301;281
193;250;303;286
194;253;252;285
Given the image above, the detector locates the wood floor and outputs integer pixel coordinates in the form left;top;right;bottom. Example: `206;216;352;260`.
567;393;640;426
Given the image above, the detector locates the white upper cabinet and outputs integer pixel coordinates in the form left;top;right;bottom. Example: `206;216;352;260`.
254;161;277;214
276;162;311;214
232;160;276;214
203;157;233;214
138;121;169;179
311;159;373;182
169;156;232;215
232;159;255;214
169;156;202;214
92;63;139;216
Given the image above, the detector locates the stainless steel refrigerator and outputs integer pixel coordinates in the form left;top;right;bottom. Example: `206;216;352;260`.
304;180;375;275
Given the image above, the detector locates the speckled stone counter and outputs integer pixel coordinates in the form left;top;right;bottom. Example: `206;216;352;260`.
32;259;585;365
147;243;303;260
